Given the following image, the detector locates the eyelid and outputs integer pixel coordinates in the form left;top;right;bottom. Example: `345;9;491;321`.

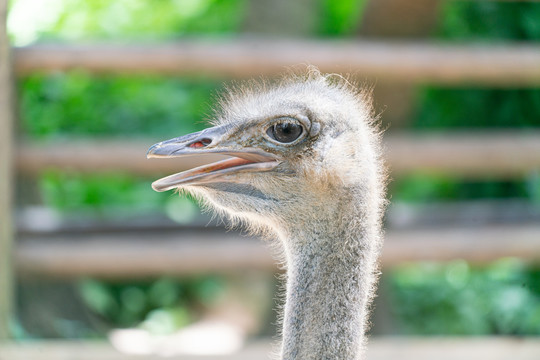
268;115;311;130
270;117;301;126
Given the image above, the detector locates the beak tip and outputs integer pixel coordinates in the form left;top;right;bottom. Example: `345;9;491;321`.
151;181;167;192
146;143;162;158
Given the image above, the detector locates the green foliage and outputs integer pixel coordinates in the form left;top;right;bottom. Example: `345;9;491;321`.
20;73;219;138
318;0;367;36
392;175;533;203
439;1;540;41
39;171;200;223
8;0;246;45
528;172;540;204
40;171;164;214
389;259;540;335
9;0;369;43
78;277;226;330
415;88;540;129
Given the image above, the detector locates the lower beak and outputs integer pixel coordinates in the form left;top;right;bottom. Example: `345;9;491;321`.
146;126;279;192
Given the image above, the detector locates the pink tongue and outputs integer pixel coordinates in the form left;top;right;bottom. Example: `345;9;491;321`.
190;157;254;176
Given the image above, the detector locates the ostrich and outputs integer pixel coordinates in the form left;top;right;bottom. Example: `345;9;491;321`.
147;69;386;360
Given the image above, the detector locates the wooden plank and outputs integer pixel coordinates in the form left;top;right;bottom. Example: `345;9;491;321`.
16;139;228;175
16;200;540;238
243;0;318;36
15;230;273;279
1;337;540;360
12;40;540;85
385;132;540;178
0;0;14;340
383;224;540;266
358;0;440;39
0;340;271;360
358;0;440;129
14;224;540;279
386;200;540;228
16;199;540;237
368;337;540;360
16;132;540;178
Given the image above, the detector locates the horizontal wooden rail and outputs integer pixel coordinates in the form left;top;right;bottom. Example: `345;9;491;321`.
384;132;540;177
15;224;540;278
13;40;540;85
17;139;228;176
1;337;540;360
15;200;540;234
17;230;271;278
16;132;540;178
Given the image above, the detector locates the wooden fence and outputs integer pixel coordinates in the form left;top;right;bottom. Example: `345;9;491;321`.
13;41;540;85
15;223;540;279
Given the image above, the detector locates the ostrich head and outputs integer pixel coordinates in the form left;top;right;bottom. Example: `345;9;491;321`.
147;71;383;242
147;69;386;359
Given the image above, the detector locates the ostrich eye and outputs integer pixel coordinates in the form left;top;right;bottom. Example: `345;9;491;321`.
267;121;304;143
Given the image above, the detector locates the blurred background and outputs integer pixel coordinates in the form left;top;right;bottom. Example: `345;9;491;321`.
1;0;540;358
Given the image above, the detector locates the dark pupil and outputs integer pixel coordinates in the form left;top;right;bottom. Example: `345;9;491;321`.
272;122;303;143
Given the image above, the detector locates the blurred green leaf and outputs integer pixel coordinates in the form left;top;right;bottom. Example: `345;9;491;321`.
194;276;226;306
389;259;540;335
78;279;119;318
319;0;367;36
19;73;220;138
391;175;530;203
141;307;191;335
149;279;182;308
39;171;180;216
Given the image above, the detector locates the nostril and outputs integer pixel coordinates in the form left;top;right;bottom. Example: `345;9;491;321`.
189;138;212;148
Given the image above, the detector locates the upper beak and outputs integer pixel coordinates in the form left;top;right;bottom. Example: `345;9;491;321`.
147;125;279;192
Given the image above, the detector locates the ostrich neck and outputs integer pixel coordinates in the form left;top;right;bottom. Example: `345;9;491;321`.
279;218;379;360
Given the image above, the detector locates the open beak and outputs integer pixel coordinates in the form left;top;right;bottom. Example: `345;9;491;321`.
147;125;279;192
